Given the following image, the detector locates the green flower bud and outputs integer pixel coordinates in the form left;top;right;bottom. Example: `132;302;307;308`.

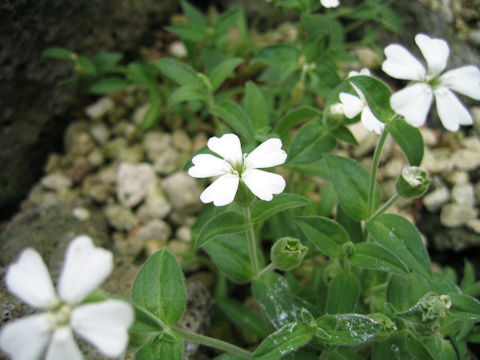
234;181;255;208
368;313;397;340
197;73;212;91
395;166;431;198
342;241;355;258
419;294;451;322
290;81;304;104
270;237;307;271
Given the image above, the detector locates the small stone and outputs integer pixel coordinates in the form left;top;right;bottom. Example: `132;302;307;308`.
469;29;480;46
169;41;188;58
112;120;139;141
136;219;172;243
349;123;377;157
419;127;438;147
192;133;208;152
56;188;80;203
467;218;480;234
423;187;450;212
176;226;192;243
72;207;90;221
65;122;96;156
451;184;475;206
167;240;190;260
169;211;197;227
85;97;115;119
422;148;452;174
41;172;72;190
69;159;93;183
87;148;105;167
28;184;46;205
144;186;172;219
103;137;128;160
352;47;381;68
143;131;171;160
463;136;480;153
82;176;111;203
172;129;192;152
153;147;180;174
97;163;118;185
446;171;469;185
144;239;165;257
117;145;144;163
133;103;150;126
383;158;405;179
90;123;110;145
105;204;139;231
44;153;64;174
162;172;203;214
450;149;480;171
440;203;478;228
475;182;480;201
117;163;156;207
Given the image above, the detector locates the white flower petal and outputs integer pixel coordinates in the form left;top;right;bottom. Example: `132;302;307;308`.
415;33;449;78
58;236;113;305
434;87;473;132
6;248;59;310
245;138;287;169
390;83;433;127
321;0;339;8
0;314;52;360
348;68;371;78
188;154;230;178
339;92;363;118
200;174;239;206
71;300;134;358
242;169;286;201
382;44;426;81
440;65;480;100
207;133;243;165
361;107;385;135
45;327;83;360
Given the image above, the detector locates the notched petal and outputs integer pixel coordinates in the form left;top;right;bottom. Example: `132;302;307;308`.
188;154;229;178
415;33;449;78
200;174;239;206
245;138;287;169
242;169;286;201
434;87;472;132
382;44;426;81
207;133;243;165
390;83;433;128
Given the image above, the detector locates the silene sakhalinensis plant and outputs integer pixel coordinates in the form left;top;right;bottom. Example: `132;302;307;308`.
3;1;480;359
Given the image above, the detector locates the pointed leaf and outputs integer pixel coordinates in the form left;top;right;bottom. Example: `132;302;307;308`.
351;243;409;276
296;216;350;258
253;322;313;360
194;211;248;249
181;0;207;27
256;44;300;68
135;331;183;360
252;194;310;224
245;81;270;130
314;314;381;345
132;248;186;326
449;294;480;321
166;24;208;42
386;117;424;166
209;58;243;91
212;101;255;141
89;77;130;94
155;58;198;86
275;107;322;134
168;84;207;105
325;273;360;314
42;47;75;60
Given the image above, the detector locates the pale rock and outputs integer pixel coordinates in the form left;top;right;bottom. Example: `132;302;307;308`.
143;131;171;159
445;170;469;185
423;186;450;212
162;171;203;214
144;239;165;258
90;123;110;145
167;240;190;260
352;46;381;68
136;219;172;242
105;204;139;231
422;148;452;174
97;163;118;185
133;103;150;126
64;122;95;156
44;153;64;174
28;184;46;205
192;132;208;152
153;147;180;174
463;136;480;153
450;149;480;171
41;172;72;190
112;120;139;141
56;188;80;203
467;218;480;234
85;97;115;119
169;41;188;58
72;207;90;221
82;175;111;203
117;162;156;207
470;30;480;46
87;148;105;167
103;137;128;160
440;203;478;228
475;182;480;201
419;127;438;147
173;129;192;152
117;145;145;163
176;226;192;243
144;186;172;219
451;184;475;206
169;211;197;227
383;157;406;179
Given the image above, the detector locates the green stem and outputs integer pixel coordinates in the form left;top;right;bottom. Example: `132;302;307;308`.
369;194;400;221
367;129;388;217
258;263;276;277
243;206;260;276
134;304;169;332
173;328;253;359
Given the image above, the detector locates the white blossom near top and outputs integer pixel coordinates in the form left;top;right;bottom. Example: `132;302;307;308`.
188;133;287;206
0;235;134;360
321;0;340;8
382;33;480;131
339;69;385;135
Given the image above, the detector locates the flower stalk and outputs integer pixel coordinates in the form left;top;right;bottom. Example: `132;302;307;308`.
243;206;260;276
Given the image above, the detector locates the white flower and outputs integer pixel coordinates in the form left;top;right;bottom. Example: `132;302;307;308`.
188;133;287;206
321;0;340;8
382;33;480;131
339;69;385;135
0;235;134;360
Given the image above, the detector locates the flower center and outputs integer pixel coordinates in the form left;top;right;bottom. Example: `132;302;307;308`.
226;154;247;176
47;303;72;329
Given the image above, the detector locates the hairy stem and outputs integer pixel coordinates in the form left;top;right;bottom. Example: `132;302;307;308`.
243;206;260;276
367;129;388;217
369;194;400;222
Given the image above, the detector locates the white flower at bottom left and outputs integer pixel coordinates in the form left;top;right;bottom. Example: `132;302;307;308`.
0;235;134;360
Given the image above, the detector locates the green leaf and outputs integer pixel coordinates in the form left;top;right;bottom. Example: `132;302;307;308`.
92;52;123;73
275;107;322;135
89;77;130;94
376;4;403;34
245;81;270;130
386;117;424;166
314;314;381;345
449;294;480;320
296;216;350;258
287;120;336;166
181;0;207;27
129;305;163;349
330;126;359;146
168;84;207;106
351;243;409;276
326;273;360;314
367;214;432;279
252;273;298;329
373;332;434;360
166;24;208;42
209;58;243;91
387;274;429;312
253;322;313;360
324;154;380;220
128;62;157;88
132;248;186;326
213;8;244;38
212;101;255;141
194;211;248;249
135;331;183;360
42;47;75;60
252;194;310;224
256;44;300;68
204;234;255;283
217;297;271;338
348;75;395;123
76;56;97;75
328;349;366;360
141;97;162;130
317;182;337;217
461;260;476;292
335;205;362;243
154;58;198;86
